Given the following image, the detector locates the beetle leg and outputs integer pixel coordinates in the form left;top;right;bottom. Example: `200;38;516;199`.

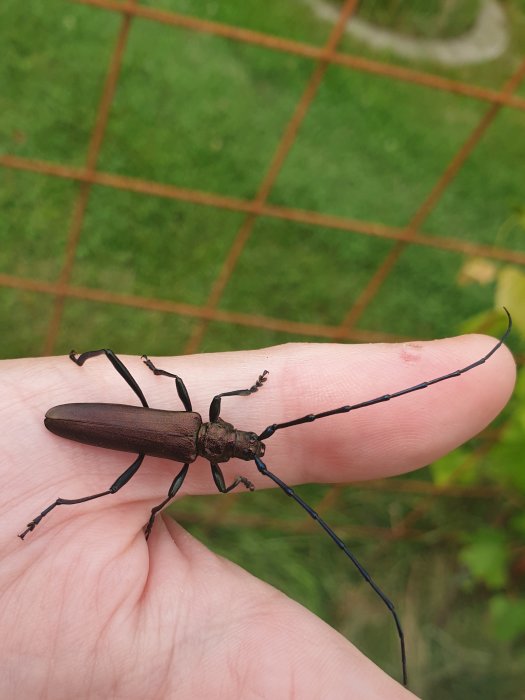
209;370;268;422
141;356;192;412
143;463;189;540
18;453;145;539
69;349;149;408
210;462;255;493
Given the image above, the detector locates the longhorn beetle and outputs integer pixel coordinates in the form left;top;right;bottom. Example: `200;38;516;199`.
18;309;512;687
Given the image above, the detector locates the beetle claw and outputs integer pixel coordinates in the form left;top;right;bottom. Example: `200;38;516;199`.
240;476;255;492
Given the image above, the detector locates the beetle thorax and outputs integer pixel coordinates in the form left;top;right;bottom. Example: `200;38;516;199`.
197;418;265;463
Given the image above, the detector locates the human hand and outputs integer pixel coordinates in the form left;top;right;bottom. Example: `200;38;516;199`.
0;335;515;698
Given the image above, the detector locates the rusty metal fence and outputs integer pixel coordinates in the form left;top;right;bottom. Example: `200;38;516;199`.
3;0;525;351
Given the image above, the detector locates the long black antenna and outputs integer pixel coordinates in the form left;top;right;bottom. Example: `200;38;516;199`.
255;308;511;686
254;455;408;684
259;308;512;441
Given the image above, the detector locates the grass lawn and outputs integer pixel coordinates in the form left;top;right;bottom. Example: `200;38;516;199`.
2;1;525;350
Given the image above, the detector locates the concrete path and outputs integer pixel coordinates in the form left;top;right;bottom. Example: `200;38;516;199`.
302;0;508;66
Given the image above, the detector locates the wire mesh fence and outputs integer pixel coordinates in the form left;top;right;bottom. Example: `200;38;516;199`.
2;0;525;695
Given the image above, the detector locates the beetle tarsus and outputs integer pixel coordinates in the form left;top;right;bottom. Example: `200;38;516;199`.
209;370;270;422
251;370;269;391
143;518;154;541
18;523;36;540
239;476;255;491
68;348;150;407
141;356;157;372
141;356;193;412
143;464;190;541
219;474;254;493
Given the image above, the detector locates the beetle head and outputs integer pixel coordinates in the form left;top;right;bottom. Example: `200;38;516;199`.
234;430;265;461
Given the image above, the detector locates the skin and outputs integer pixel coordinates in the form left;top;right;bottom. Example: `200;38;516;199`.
0;335;515;699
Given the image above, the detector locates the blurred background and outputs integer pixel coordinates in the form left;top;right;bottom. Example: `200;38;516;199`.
2;0;525;696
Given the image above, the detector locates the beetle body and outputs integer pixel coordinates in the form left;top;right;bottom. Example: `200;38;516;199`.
45;403;265;464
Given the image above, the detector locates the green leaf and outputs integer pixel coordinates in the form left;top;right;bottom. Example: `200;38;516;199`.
488;409;525;493
430;447;475;486
509;511;525;537
457;308;501;336
489;594;525;641
513;366;525;402
459;528;509;590
484;368;525;494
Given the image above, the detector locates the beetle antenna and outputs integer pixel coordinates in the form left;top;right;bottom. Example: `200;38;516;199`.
258;308;511;441
254;455;408;686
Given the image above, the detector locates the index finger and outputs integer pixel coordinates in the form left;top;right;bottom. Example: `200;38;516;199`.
185;332;515;489
0;332;515;534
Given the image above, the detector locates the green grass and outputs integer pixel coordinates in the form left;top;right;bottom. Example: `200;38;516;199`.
360;245;495;337
199;322;322;353
0;288;55;359
56;299;196;357
219;217;394;325
2;0;521;353
424;107;525;251
354;0;483;39
97;19;313;198
0;169;74;280
0;0;119;164
140;0;331;44
73;186;245;305
338;1;525;92
269;65;488;227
